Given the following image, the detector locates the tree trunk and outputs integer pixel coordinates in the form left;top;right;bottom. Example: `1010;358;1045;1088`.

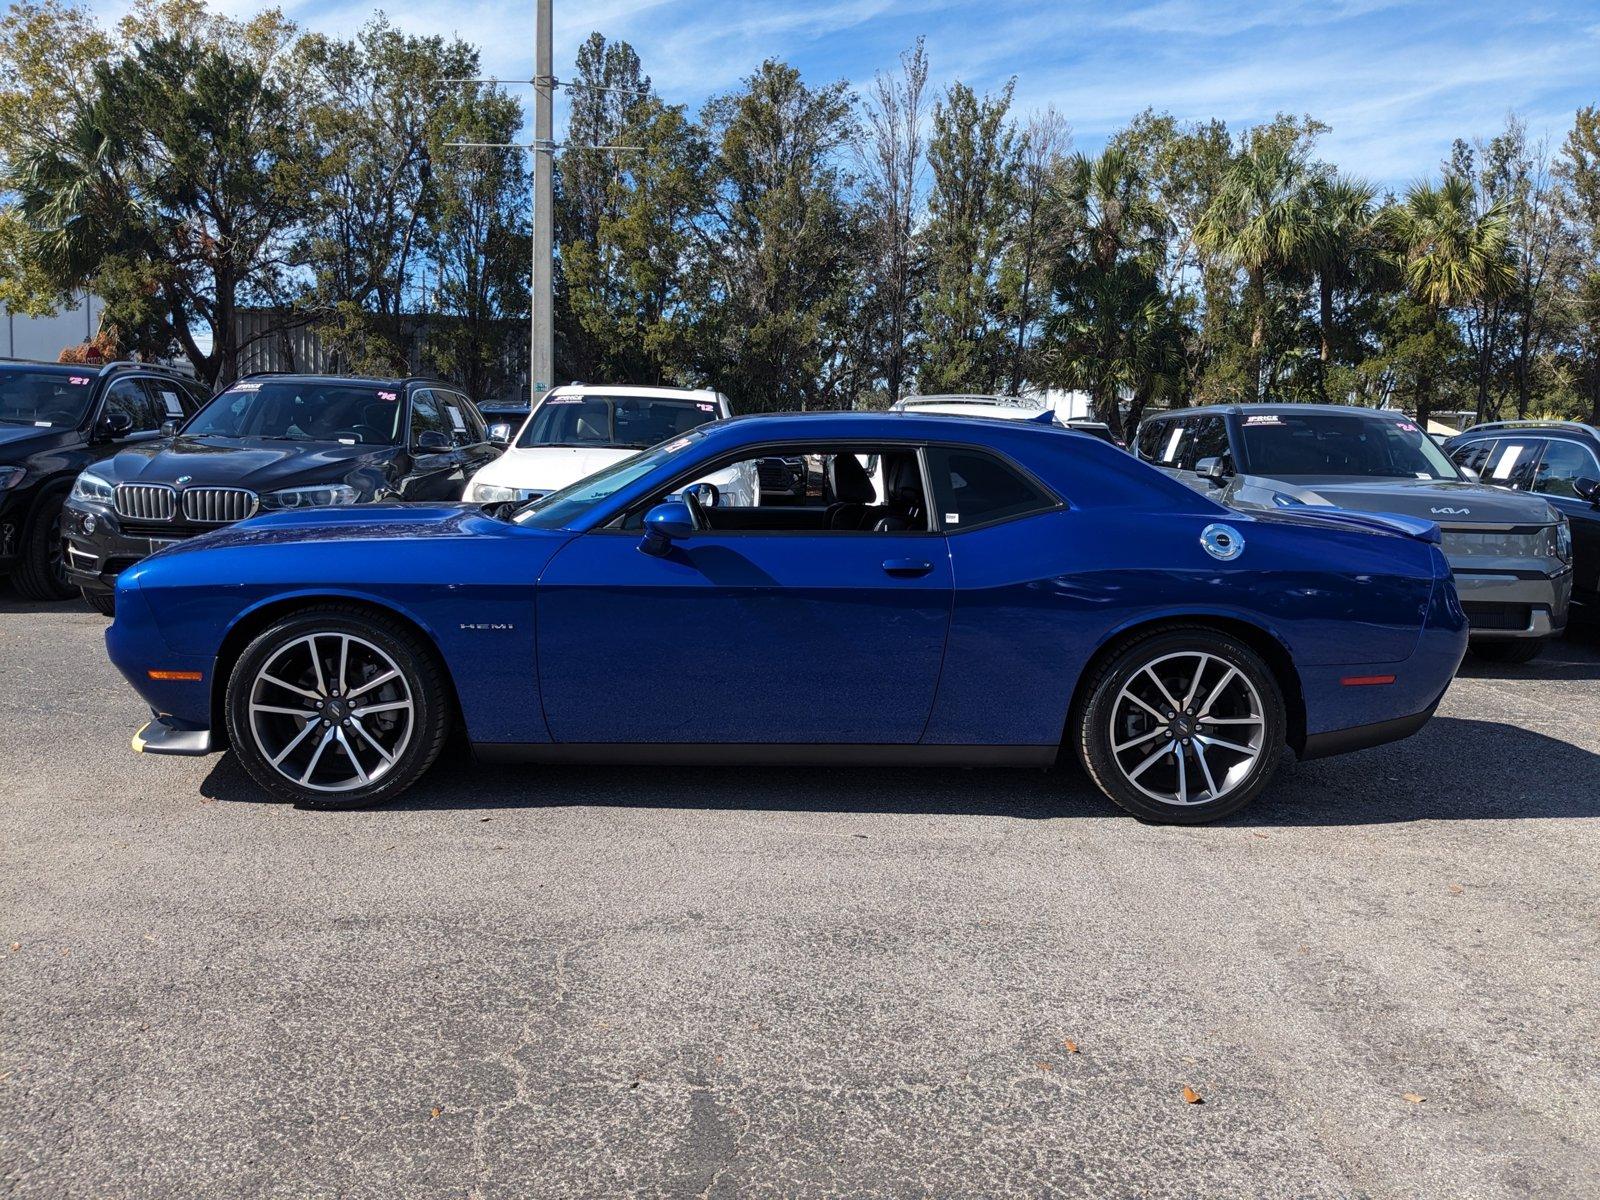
1317;270;1333;404
1249;267;1266;400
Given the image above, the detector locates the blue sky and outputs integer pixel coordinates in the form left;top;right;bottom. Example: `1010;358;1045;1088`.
102;0;1600;186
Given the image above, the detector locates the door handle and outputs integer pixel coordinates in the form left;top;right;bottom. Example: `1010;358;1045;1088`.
882;559;933;578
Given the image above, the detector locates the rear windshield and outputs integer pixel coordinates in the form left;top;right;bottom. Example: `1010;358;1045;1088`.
184;381;403;444
1239;412;1459;480
518;395;719;450
0;368;96;429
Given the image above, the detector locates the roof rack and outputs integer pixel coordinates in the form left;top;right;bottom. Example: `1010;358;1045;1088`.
95;359;195;381
1462;418;1598;436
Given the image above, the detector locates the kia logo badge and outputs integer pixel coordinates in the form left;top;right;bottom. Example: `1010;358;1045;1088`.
1431;506;1469;515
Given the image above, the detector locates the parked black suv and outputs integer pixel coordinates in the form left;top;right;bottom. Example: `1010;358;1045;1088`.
1;360;208;600
63;373;501;614
1442;420;1600;625
1134;403;1574;662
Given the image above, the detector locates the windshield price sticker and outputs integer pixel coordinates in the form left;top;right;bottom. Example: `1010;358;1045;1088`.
546;397;582;405
1245;414;1283;426
229;381;262;392
447;406;466;431
664;437;693;453
160;390;185;416
376;390;397;402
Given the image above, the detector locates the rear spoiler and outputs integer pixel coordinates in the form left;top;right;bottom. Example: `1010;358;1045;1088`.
1268;507;1441;544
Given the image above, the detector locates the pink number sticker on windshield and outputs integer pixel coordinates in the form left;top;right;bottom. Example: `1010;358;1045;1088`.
697;402;715;412
69;376;91;385
1395;421;1418;432
377;390;397;401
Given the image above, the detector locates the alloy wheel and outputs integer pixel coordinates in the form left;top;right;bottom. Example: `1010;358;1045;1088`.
1107;650;1265;807
247;633;414;794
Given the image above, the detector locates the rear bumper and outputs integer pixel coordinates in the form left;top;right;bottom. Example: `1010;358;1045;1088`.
1454;569;1571;640
1299;703;1438;760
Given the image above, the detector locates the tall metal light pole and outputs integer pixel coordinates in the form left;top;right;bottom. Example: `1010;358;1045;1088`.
531;0;554;397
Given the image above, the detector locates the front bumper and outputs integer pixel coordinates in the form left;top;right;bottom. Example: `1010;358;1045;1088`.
1452;569;1572;640
132;714;213;755
61;499;200;595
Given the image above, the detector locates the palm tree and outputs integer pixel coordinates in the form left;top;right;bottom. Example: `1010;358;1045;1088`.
1304;175;1378;400
1196;139;1319;398
1383;176;1515;426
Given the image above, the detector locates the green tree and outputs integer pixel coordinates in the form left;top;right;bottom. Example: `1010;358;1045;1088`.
1196;136;1321;398
1382;176;1516;426
917;79;1020;393
697;60;858;411
1304;174;1379;399
1558;106;1600;423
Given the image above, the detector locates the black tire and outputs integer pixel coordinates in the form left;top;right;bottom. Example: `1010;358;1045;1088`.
1075;626;1287;825
1469;638;1546;664
81;588;115;617
224;604;451;809
11;489;74;601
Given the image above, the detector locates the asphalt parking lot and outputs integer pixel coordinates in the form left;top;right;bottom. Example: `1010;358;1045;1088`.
2;585;1598;1199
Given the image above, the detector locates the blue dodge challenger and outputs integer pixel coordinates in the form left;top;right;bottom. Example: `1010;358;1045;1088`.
105;412;1467;823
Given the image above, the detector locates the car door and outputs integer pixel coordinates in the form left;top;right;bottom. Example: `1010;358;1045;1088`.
535;445;954;745
397;388;463;500
94;376;168;450
436;389;498;488
1527;437;1600;598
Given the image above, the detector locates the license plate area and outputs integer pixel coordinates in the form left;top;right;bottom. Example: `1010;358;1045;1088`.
147;537;180;554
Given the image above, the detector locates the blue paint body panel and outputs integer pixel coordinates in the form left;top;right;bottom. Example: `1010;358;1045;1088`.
106;412;1468;764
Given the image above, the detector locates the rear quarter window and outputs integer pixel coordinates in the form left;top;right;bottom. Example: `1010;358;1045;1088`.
926;447;1055;531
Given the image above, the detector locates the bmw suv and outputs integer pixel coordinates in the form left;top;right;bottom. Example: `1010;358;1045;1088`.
1;360;207;601
1442;420;1600;626
63;373;499;614
1134;403;1573;663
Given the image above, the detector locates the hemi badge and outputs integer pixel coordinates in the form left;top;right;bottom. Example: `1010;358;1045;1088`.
1340;674;1395;687
147;670;204;682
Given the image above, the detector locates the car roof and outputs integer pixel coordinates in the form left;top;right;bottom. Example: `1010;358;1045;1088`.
1446;420;1600;445
547;383;723;402
1143;403;1409;420
232;372;448;389
707;410;1097;442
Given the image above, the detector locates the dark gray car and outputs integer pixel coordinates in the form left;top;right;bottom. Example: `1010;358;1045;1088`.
1134;404;1573;663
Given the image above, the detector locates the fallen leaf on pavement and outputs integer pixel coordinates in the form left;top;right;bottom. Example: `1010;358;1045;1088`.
1448;884;1464;895
1403;1093;1426;1104
1036;1061;1051;1071
8;943;18;952
430;1106;443;1118
1181;1086;1203;1104
1062;1039;1079;1054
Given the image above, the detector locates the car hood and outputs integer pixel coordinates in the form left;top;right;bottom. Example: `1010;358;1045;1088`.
102;435;393;492
154;502;491;556
1244;475;1558;526
0;423;71;458
472;445;634;490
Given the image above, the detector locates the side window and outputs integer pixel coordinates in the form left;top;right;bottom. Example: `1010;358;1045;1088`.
1149;417;1190;467
926;447;1055;531
1482;440;1537;488
1185;416;1230;470
1134;420;1165;462
438;390;486;445
1449;438;1496;476
407;388;452;444
101;378;162;433
1530;440;1600;499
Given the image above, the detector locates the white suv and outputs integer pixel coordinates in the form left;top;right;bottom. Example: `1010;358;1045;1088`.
465;384;755;505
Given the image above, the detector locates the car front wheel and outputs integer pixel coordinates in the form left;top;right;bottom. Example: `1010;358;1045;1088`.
1076;628;1286;824
225;605;451;808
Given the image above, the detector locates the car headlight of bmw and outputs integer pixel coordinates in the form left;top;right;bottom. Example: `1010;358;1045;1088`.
259;484;359;510
69;471;112;503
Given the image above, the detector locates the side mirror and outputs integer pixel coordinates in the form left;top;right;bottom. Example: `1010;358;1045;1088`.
414;429;451;452
159;419;178;438
1575;476;1600;504
638;499;696;557
1195;456;1232;485
487;422;511;446
96;410;135;441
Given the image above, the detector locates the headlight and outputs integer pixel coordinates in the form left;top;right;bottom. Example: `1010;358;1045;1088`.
471;483;520;503
1555;520;1572;562
69;471;112;503
259;484;359;510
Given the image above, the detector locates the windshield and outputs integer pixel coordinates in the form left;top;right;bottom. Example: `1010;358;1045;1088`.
512;430;706;528
517;394;719;450
1239;412;1460;480
0;368;97;429
183;380;403;444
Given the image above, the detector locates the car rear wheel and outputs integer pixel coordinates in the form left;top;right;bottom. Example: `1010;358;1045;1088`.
1076;628;1286;824
225;605;451;809
1468;638;1546;664
12;491;74;601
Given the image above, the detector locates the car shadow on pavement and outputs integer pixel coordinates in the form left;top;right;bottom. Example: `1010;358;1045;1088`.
197;715;1599;827
1456;636;1600;682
